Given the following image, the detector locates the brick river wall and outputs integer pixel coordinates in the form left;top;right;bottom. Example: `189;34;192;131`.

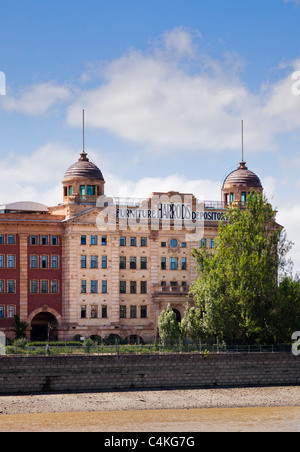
0;353;300;395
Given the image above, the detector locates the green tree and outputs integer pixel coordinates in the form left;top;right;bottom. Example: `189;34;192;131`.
271;275;300;343
190;191;293;344
158;304;181;347
180;303;204;344
12;315;28;340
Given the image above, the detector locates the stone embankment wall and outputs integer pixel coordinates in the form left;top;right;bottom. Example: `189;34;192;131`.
0;353;299;395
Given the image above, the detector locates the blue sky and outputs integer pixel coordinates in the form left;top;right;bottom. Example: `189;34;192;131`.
1;0;300;271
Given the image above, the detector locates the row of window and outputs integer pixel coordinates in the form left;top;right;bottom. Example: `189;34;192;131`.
80;235;108;246
0;235;60;246
81;280;108;294
0;255;60;270
81;255;107;269
0;255;16;269
0;305;16;319
119;281;148;294
161;257;187;270
0;280;17;294
0;280;60;294
30;280;60;294
225;192;248;204
64;185;99;198
30;255;60;269
200;239;215;249
80;304;148;319
29;235;59;246
80;280;148;295
0;235;16;245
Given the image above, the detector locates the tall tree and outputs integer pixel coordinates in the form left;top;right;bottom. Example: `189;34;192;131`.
190;191;293;344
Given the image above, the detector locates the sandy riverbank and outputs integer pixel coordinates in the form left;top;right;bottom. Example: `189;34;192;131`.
1;386;300;415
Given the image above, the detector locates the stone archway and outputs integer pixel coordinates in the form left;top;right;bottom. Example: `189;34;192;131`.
29;307;62;342
172;309;182;323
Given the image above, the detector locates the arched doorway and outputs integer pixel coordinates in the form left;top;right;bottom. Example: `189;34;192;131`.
30;312;58;342
172;309;182;323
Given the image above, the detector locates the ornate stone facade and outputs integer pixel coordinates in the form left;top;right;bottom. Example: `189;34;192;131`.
0;153;264;343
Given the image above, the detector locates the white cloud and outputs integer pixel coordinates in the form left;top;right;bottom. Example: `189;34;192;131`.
0;81;72;115
66;28;300;155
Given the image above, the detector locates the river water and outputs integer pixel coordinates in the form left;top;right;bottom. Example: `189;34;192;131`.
0;406;300;432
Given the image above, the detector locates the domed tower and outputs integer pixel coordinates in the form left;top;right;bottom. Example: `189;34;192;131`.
222;161;263;207
62;151;105;207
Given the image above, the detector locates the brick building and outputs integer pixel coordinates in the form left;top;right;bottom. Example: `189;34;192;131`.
0;151;263;343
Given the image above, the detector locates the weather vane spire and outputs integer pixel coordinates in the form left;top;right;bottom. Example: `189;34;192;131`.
241;119;244;162
82;109;85;153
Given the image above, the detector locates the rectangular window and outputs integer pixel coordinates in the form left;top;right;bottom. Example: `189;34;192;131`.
120;237;126;247
241;192;247;203
81;305;86;319
91;280;98;294
41;236;48;246
130;281;137;294
7;255;15;268
0;306;4;319
80;185;86;196
30;280;38;294
90;255;98;269
130;237;136;247
0;235;4;245
41;281;48;294
0;280;4;293
181;242;187;248
90;235;98;245
130;305;137;319
7;235;15;245
0;255;3;268
101;256;107;269
8;305;15;319
51;280;59;294
81;235;86;245
141;305;148;319
181;258;187;270
120;281;126;294
161;257;167;270
210;239;215;249
81;256;86;269
102;305;108;319
141;237;147;247
51;236;59;246
8;280;15;293
141;281;147;294
161;242;166;248
170;257;178;270
140;257;147;270
102;280;107;294
230;193;235;203
30;235;38;245
51;255;59;269
81;280;87;294
120;305;127;319
120;256;126;269
91;305;98;319
87;185;96;196
69;186;73;196
101;236;107;246
41;256;48;269
200;239;206;249
130;257;137;269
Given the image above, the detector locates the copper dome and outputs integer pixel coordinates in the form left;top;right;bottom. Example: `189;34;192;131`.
63;152;104;182
223;161;262;190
